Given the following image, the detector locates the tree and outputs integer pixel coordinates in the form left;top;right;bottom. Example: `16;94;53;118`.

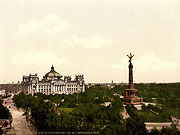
149;128;159;135
126;117;147;135
0;103;12;121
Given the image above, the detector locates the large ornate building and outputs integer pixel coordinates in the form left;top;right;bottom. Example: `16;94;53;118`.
22;65;85;95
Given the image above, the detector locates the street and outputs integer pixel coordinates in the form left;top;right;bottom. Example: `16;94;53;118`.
3;96;34;135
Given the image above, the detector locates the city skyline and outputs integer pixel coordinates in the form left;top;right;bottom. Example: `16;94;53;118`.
0;0;180;83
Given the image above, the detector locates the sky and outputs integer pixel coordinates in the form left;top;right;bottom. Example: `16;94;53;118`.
0;0;180;83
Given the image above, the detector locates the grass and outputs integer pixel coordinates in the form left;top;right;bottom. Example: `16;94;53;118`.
135;110;171;122
164;108;180;119
136;110;159;122
58;108;74;113
143;98;180;120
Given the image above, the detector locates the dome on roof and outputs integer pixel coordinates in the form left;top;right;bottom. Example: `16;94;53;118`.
44;65;62;80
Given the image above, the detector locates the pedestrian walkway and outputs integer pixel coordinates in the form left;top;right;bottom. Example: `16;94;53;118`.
4;96;34;135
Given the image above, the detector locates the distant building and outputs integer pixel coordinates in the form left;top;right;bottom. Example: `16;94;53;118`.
0;119;12;134
86;82;126;89
0;84;24;95
0;90;5;96
22;65;85;95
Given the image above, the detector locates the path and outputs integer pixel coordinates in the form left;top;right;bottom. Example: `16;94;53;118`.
3;96;34;135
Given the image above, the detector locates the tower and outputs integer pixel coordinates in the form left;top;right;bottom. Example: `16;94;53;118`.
123;53;143;105
75;75;85;92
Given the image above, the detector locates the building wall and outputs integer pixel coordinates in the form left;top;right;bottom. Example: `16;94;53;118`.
22;74;85;95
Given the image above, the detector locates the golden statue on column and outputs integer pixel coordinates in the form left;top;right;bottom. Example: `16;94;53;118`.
123;53;143;105
127;53;134;63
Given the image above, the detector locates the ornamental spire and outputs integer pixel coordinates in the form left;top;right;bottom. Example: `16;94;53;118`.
51;65;54;71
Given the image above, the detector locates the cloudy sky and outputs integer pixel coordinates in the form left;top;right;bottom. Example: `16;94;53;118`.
0;0;180;83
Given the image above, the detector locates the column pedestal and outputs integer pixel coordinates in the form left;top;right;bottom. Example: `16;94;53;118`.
123;61;143;105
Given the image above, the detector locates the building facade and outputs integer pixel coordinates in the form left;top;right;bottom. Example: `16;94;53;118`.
22;65;85;95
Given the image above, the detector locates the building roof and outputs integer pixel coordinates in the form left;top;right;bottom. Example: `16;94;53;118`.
44;65;62;78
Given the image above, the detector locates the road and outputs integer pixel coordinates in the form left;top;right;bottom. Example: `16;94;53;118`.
3;96;34;135
145;122;180;131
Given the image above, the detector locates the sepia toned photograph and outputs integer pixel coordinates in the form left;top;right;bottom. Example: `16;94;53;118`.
0;0;180;135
